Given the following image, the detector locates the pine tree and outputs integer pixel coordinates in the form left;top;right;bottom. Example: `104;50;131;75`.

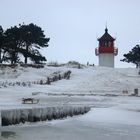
4;26;21;64
0;23;49;64
0;26;4;63
19;23;50;64
29;49;46;64
121;45;140;68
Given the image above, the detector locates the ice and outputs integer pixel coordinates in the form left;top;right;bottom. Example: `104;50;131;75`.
1;106;90;126
0;65;140;139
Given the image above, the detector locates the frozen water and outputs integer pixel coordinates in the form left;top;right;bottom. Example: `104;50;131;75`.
0;65;140;139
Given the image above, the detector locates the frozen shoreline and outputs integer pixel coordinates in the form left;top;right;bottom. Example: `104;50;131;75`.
0;66;140;139
1;107;140;140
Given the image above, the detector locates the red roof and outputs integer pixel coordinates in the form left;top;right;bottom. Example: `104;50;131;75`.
98;28;115;41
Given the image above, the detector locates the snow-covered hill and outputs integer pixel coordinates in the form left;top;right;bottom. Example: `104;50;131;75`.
0;65;140;109
0;65;140;140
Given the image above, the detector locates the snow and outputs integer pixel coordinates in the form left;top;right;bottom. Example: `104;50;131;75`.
1;106;90;126
0;65;140;139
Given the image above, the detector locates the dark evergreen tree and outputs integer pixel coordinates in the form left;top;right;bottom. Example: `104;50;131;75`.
29;49;46;64
0;23;49;64
19;23;50;64
0;26;4;63
121;45;140;68
4;26;21;64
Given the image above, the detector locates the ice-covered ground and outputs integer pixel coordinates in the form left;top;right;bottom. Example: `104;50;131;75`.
0;65;140;140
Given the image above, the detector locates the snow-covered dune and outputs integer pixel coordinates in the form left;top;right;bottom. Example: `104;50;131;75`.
0;65;140;140
0;65;140;109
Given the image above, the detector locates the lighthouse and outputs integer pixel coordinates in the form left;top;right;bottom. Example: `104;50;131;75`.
95;28;118;67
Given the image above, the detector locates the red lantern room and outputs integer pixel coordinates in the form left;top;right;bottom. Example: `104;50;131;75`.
95;28;118;67
95;28;118;55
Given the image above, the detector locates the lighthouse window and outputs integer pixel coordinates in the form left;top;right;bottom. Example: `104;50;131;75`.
105;42;108;47
109;42;112;47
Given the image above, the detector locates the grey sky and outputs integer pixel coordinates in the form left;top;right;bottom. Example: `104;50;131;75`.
0;0;140;67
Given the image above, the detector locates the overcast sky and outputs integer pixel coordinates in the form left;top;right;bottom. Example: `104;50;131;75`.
0;0;140;67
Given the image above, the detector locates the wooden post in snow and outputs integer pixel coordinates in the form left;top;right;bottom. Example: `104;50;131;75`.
134;88;138;96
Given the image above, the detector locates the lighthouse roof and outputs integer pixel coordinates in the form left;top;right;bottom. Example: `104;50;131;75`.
98;28;115;41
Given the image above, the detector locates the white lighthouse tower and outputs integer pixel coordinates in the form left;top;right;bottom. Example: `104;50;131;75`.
95;28;118;67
